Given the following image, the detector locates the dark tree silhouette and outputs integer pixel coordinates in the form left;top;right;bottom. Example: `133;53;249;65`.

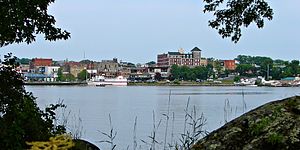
0;0;70;47
0;54;66;149
203;0;273;43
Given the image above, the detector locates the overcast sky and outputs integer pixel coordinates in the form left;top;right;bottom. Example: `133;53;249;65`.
1;0;299;63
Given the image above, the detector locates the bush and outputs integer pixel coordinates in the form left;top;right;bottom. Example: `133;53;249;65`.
234;76;241;82
267;133;284;145
250;117;271;135
0;54;66;149
173;79;180;85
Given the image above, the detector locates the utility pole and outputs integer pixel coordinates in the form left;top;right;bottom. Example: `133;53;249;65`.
267;64;269;80
84;50;88;82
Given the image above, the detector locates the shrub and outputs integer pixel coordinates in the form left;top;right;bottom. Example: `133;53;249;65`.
267;133;284;145
0;54;66;149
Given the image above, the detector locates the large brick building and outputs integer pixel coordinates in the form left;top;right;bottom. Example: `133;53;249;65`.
157;47;203;67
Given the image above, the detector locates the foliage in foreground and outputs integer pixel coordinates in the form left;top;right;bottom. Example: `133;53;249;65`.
0;54;66;149
203;0;273;43
27;134;74;150
0;0;70;47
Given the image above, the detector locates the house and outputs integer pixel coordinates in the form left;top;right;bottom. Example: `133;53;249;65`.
219;60;236;71
24;58;61;81
30;58;52;68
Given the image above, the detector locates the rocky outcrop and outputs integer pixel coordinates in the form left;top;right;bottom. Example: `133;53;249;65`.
72;139;100;150
193;96;300;150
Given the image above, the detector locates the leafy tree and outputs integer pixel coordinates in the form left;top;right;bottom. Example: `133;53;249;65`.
274;59;287;66
1;1;70;148
146;61;156;66
235;55;253;64
206;63;215;79
77;69;88;81
62;74;76;82
235;55;274;77
57;68;76;82
0;0;70;47
170;65;209;81
289;60;300;76
214;61;223;77
79;59;94;64
57;68;63;81
193;66;209;80
203;0;273;43
17;58;31;64
0;54;66;149
170;65;180;79
235;64;255;77
234;76;241;82
270;67;283;80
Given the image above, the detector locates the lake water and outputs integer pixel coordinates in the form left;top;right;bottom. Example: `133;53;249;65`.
25;86;300;149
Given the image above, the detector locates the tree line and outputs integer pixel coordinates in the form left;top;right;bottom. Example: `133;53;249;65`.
170;55;300;81
170;64;214;81
235;55;300;80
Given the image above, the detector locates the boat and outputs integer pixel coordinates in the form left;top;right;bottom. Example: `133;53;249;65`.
234;78;256;86
95;84;106;87
87;76;127;86
260;77;282;87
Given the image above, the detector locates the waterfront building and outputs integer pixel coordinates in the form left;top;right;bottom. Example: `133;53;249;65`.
16;64;30;74
64;61;86;77
24;58;61;81
147;66;169;79
200;58;208;66
219;60;237;70
30;58;52;69
95;58;119;77
157;47;203;67
119;61;136;78
24;66;60;82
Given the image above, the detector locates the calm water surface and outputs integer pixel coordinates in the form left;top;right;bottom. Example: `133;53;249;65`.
25;86;300;149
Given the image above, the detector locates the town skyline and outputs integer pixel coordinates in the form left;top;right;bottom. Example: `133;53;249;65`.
11;48;300;65
1;0;300;63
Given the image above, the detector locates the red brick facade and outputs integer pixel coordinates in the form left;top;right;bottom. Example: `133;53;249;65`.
223;60;236;70
157;47;202;67
30;58;52;68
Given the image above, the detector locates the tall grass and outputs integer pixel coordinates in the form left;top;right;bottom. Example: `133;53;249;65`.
98;95;208;150
98;114;117;150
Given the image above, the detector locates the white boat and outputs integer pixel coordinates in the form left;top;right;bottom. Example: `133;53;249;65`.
260;78;282;87
87;76;127;86
234;78;256;86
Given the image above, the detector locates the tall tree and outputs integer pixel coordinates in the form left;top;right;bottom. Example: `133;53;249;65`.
0;1;70;148
77;69;88;81
203;0;273;43
0;0;70;47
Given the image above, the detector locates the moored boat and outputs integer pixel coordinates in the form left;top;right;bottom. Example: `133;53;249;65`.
87;76;127;86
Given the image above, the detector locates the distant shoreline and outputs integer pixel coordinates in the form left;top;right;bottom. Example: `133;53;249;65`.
24;81;235;86
24;82;87;86
23;82;298;87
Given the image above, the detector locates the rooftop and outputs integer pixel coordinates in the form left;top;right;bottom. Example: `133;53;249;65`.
191;47;202;52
